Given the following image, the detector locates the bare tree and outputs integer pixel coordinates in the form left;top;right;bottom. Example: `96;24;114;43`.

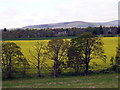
29;41;47;77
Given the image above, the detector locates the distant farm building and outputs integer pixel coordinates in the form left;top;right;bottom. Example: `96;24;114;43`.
58;31;67;35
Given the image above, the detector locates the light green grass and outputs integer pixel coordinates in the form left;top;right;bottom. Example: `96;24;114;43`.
2;73;119;88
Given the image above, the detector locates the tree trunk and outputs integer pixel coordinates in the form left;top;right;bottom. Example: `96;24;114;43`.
53;55;58;78
37;54;41;77
37;67;40;77
53;62;57;78
75;65;79;75
7;56;11;79
23;65;26;77
85;62;89;75
85;40;89;75
37;61;41;77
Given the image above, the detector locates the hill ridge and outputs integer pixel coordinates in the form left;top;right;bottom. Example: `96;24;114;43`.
22;20;118;29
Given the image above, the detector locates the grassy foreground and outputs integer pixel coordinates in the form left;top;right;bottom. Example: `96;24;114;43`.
2;73;119;88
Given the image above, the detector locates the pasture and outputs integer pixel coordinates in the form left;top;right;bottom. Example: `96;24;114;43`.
2;73;118;88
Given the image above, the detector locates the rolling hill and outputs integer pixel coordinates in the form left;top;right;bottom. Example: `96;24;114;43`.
22;20;118;29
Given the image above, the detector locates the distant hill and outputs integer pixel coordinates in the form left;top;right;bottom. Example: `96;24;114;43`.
22;20;118;29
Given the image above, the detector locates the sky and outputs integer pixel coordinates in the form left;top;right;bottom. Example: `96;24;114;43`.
0;0;119;29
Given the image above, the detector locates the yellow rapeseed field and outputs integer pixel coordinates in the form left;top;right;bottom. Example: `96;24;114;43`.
6;37;118;70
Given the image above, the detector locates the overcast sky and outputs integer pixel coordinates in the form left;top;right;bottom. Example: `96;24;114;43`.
0;0;119;29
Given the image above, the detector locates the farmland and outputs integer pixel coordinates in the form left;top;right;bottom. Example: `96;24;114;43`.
6;37;118;71
2;37;119;88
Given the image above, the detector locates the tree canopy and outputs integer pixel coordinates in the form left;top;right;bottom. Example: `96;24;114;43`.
29;41;48;77
2;42;29;79
70;32;106;74
46;39;70;77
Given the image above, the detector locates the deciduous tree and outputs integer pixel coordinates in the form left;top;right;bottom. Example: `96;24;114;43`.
71;32;106;75
67;46;85;75
115;44;120;65
46;39;70;77
2;42;29;79
29;41;47;77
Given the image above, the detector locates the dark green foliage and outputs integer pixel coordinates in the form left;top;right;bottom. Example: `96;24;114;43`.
2;36;77;41
108;31;112;34
2;42;29;79
3;28;7;32
103;35;115;37
117;27;120;34
86;26;100;35
86;26;94;33
114;44;120;72
2;27;118;40
99;25;103;34
70;32;106;75
67;46;86;75
46;39;70;77
110;56;114;65
115;44;120;65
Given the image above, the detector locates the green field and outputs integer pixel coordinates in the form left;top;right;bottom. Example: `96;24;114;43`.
7;37;118;68
2;73;119;88
2;37;119;88
89;37;118;70
3;37;118;76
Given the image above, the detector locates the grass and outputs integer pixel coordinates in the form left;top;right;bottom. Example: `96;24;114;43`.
2;73;119;88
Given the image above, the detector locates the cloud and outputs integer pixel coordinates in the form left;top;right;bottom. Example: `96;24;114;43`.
54;0;118;21
0;0;119;29
2;0;54;3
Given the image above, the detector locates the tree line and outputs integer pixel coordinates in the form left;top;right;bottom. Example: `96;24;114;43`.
2;26;119;40
2;32;120;79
